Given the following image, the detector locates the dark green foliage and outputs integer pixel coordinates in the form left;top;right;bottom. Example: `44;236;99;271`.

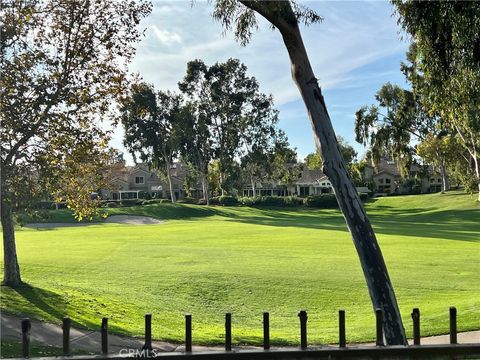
238;196;304;207
303;194;339;208
358;193;371;201
120;199;143;207
177;197;198;204
142;199;171;205
105;202;118;208
138;191;151;200
209;196;238;206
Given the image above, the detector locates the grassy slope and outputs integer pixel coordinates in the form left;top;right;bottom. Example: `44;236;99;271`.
1;191;479;346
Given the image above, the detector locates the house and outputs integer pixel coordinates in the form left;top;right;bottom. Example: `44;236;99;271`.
366;158;443;195
295;169;333;196
101;162;203;200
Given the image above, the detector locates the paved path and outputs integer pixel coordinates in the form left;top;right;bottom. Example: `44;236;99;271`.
1;313;479;354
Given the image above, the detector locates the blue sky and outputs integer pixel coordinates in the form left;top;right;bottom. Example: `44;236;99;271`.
111;0;410;164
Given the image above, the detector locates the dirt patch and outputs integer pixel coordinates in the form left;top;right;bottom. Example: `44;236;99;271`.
25;215;164;228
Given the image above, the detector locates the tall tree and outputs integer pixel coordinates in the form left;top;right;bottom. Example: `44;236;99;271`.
271;138;302;195
121;83;183;203
177;102;213;204
355;83;438;179
0;0;150;286
211;0;407;344
178;58;270;196
392;1;480;200
305;136;356;170
239;94;280;196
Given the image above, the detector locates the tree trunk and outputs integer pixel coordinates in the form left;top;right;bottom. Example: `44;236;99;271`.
219;171;226;196
202;172;210;205
1;187;22;286
238;2;407;344
251;177;256;197
439;163;450;193
165;160;176;203
472;152;480;202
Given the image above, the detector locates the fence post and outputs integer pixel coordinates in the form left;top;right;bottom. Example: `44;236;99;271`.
263;312;270;350
101;317;108;355
21;318;31;358
142;313;153;355
450;307;457;344
225;313;232;351
411;308;420;345
63;317;71;356
375;309;384;346
185;314;192;353
298;310;308;350
339;310;346;348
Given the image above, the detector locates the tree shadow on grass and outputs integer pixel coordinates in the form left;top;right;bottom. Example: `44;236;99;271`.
7;283;99;330
213;205;480;243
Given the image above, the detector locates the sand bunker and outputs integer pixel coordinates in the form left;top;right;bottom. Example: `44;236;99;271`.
26;215;164;228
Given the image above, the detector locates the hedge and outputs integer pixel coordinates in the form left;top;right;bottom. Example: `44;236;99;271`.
209;196;238;206
238;195;303;207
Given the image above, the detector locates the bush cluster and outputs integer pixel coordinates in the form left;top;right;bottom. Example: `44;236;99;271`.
120;199;143;207
141;199;171;205
237;196;303;207
209;195;238;206
303;194;339;208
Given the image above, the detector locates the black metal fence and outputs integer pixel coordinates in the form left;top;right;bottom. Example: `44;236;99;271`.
15;307;480;359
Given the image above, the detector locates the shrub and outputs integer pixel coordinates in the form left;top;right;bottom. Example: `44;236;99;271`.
177;197;197;204
303;194;339;208
358;193;370;201
238;196;303;207
138;191;151;200
120;199;143;207
209;195;238;206
141;199;170;205
32;201;55;210
105;202;118;208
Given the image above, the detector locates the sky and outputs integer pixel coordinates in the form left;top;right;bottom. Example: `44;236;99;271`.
110;0;411;165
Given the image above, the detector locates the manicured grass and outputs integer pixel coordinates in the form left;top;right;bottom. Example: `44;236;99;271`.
1;191;479;345
0;340;89;358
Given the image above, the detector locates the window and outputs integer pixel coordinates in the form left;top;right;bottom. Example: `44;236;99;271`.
385;178;391;184
430;178;435;183
135;176;144;184
378;178;384;184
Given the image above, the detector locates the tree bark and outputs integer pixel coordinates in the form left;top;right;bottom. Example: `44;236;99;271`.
1;184;22;286
472;152;480;202
251;177;256;197
439;163;450;193
239;1;407;345
202;172;210;205
219;171;226;196
165;160;176;203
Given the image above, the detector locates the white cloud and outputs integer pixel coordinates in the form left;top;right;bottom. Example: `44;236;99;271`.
150;26;182;45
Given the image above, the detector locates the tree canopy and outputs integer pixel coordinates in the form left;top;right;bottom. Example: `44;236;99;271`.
0;0;151;285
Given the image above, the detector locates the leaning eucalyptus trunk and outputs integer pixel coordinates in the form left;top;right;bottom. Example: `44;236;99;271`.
238;1;407;345
280;22;407;346
1;181;22;286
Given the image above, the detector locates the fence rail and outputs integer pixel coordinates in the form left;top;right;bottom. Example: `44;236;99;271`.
14;306;480;359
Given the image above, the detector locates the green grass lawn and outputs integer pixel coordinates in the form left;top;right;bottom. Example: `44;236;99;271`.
1;191;479;346
0;340;89;358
